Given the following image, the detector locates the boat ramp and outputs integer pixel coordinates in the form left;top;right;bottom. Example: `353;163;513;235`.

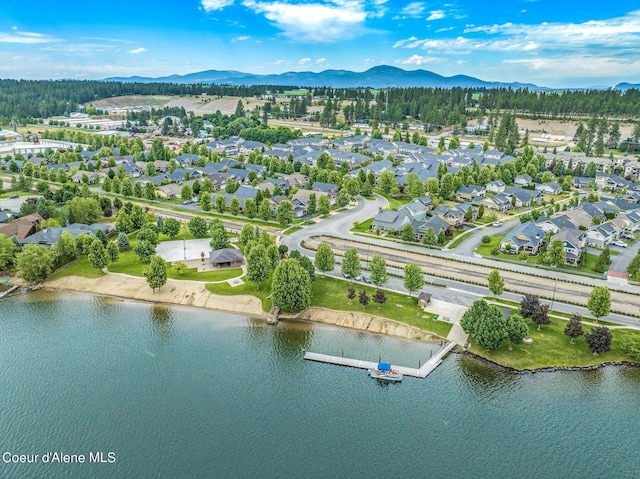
303;341;456;379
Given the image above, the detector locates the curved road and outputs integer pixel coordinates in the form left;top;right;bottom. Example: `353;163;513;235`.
281;194;640;326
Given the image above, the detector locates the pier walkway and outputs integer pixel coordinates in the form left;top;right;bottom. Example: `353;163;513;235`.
0;284;19;299
303;341;456;379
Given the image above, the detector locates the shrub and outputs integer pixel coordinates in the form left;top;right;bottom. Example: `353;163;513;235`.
481;235;491;244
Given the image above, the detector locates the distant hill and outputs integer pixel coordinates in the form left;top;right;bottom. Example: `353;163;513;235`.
614;82;640;91
105;65;547;90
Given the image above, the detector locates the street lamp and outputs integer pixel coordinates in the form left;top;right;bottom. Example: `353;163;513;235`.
550;277;558;310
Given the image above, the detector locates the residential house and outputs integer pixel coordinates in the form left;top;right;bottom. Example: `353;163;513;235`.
71;170;99;184
486;180;506;194
535;181;562;195
563;208;596;229
20;222;113;247
285;172;309;188
175;153;200;168
478;194;511;212
371;208;414;233
596;173;629;191
238;140;266;155
585;223;617;247
0;213;43;242
311;182;340;204
456;184;485;202
504;187;543;207
550;227;585;266
156;183;183;200
514;174;533;187
500;221;545;254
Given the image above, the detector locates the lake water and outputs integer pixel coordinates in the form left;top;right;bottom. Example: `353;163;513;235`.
1;291;639;479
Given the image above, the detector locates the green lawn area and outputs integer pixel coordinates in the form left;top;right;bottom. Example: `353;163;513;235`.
310;277;452;338
351;218;373;233
449;231;472;249
470;317;640;370
476;235;608;274
373;189;410;210
206;279;273;311
207;275;453;338
283;226;303;235
107;248;241;282
49;257;105;280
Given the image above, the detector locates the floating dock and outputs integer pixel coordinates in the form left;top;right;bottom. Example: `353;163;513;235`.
303;341;456;379
0;284;19;299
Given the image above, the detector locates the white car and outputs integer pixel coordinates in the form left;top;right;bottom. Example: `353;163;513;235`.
613;241;627;248
493;221;503;227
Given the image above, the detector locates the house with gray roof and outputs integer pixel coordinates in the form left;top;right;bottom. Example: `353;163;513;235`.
456;185;485;202
486;180;506;194
500;221;545;254
20;222;113;247
504;187;543;207
585;223;617;247
209;248;244;268
477;194;511;212
550;227;585;266
535;181;562;195
371;208;414;232
514;174;533;187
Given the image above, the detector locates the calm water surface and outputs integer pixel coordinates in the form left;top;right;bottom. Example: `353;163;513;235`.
0;291;639;478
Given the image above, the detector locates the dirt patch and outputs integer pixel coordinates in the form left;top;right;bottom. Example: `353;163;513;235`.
165;97;267;115
293;307;443;342
81;95;172;109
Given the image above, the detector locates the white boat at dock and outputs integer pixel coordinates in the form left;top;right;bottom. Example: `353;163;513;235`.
369;363;403;382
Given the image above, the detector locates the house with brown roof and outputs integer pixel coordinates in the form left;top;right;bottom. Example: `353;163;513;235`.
0;213;43;241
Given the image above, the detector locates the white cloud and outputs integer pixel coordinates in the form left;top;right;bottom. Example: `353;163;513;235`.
274;59;287;65
316;57;327;64
462;9;640;57
299;57;311;65
201;0;234;12
393;36;418;48
396;55;445;65
242;0;367;42
0;30;58;44
435;26;454;33
426;10;445;21
127;47;147;54
231;35;251;42
402;2;425;17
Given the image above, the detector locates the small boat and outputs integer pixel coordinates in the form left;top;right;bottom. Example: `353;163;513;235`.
369;362;402;382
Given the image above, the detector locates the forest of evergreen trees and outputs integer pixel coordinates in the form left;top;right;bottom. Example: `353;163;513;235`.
1;79;640;129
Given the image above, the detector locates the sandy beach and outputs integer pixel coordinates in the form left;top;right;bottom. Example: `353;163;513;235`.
43;273;445;342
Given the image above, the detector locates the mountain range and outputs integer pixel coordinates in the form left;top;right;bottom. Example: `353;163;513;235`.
105;65;548;90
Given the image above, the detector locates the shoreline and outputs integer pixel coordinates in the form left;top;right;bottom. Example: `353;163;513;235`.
42;274;445;343
457;349;640;374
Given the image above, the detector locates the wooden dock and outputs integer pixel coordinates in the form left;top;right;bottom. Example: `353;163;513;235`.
303;341;456;379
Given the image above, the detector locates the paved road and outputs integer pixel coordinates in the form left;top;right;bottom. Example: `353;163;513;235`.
281;195;640;327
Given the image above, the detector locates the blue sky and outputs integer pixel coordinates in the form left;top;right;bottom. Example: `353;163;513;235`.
1;0;639;87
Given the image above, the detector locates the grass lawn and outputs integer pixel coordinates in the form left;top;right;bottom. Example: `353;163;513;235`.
107;248;241;282
449;231;472;249
310;277;452;338
206;279;273;311
49;257;106;280
470;317;640;370
373;189;410;210
351;218;373;233
207;275;453;338
283;226;303;235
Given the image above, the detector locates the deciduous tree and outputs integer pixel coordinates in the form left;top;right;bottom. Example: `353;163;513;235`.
341;248;361;281
246;244;270;290
587;286;611;322
369;254;388;287
403;263;424;297
460;299;508;351
16;244;55;283
271;259;312;312
314;242;335;276
584;326;612;355
531;303;551;330
487;269;504;296
564;313;584;344
506;313;529;345
87;239;107;271
144;255;167;293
